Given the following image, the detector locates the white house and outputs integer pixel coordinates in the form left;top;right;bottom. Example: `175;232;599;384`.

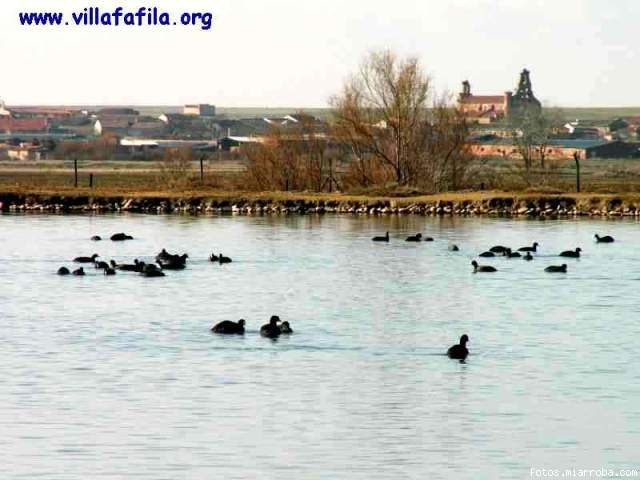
0;99;11;117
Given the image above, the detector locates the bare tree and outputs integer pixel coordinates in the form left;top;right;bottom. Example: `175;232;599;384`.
331;50;473;192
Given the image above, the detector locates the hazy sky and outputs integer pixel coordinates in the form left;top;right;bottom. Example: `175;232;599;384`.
1;0;638;107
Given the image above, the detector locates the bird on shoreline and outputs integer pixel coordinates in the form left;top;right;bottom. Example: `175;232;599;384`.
447;335;469;360
472;261;497;273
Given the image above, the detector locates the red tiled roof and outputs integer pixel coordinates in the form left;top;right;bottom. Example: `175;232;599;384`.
0;117;49;132
460;95;505;104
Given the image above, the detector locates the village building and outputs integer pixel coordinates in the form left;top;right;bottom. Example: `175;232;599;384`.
183;104;216;117
0;117;49;134
469;136;639;160
459;69;542;124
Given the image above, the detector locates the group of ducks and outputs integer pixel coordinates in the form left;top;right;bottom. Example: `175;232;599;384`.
56;231;237;278
371;230;615;275
211;315;294;339
471;234;615;273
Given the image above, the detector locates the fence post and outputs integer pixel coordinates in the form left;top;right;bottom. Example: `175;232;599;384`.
574;152;581;193
74;158;78;188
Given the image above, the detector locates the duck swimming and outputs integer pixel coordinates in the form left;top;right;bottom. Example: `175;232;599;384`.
490;246;509;254
218;254;232;264
479;251;496;258
372;232;390;242
545;264;568;273
406;233;423;242
72;267;85;276
91;236;102;241
74;254;99;264
209;253;219;262
57;267;70;276
523;252;534;261
595;234;615;244
260;316;282;338
423;236;435;242
449;245;460;252
518;242;539;253
447;335;469;360
504;249;522;258
111;259;145;273
111;233;134;242
472;261;497;273
104;267;117;276
142;264;165;278
95;261;110;270
560;248;582;258
280;321;293;334
211;319;246;335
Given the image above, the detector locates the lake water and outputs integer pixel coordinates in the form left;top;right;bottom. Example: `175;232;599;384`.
1;213;639;479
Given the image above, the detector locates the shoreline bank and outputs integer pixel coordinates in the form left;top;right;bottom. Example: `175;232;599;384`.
1;190;640;217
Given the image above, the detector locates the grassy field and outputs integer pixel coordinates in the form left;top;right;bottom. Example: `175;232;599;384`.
2;157;640;199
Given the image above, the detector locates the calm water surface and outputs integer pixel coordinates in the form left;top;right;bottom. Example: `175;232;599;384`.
1;213;639;479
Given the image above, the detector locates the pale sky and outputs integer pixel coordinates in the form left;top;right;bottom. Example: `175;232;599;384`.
1;0;638;107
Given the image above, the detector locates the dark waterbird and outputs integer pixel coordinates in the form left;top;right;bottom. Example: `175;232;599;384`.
90;236;102;242
211;319;246;335
545;264;568;273
110;259;145;273
595;234;615;244
490;245;509;254
449;245;460;252
406;233;423;242
72;267;85;276
560;248;582;258
218;254;232;265
372;232;390;242
472;261;497;273
523;252;534;261
280;321;294;334
104;267;117;276
111;233;134;242
423;236;435;242
142;264;165;278
209;253;219;262
479;251;496;258
504;249;521;258
57;267;70;276
74;254;99;264
261;316;282;338
518;242;539;253
95;261;110;270
447;335;469;360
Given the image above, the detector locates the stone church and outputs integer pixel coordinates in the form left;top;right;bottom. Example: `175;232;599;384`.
458;69;542;124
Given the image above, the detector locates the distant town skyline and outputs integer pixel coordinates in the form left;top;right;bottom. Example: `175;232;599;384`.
2;0;639;107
